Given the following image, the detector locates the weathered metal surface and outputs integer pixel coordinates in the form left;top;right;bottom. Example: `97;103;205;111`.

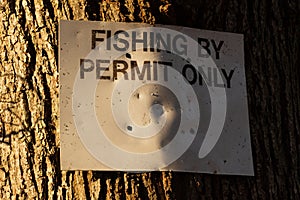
60;20;253;175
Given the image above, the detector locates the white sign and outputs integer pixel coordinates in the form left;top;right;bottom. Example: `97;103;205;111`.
59;20;254;175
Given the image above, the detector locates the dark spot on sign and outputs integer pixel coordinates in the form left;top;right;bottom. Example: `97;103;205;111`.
127;126;133;131
125;53;131;59
151;92;159;97
223;160;227;164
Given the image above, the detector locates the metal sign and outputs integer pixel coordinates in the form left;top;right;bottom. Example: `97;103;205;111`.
59;20;254;175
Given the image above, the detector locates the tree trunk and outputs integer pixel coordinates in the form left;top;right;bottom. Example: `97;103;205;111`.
0;0;299;199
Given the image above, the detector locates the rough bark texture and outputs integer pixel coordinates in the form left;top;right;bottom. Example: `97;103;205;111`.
0;0;299;199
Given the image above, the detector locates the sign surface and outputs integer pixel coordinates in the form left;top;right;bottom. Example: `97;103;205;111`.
59;20;254;175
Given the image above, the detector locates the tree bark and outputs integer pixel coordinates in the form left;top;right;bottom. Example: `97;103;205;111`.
0;0;299;199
